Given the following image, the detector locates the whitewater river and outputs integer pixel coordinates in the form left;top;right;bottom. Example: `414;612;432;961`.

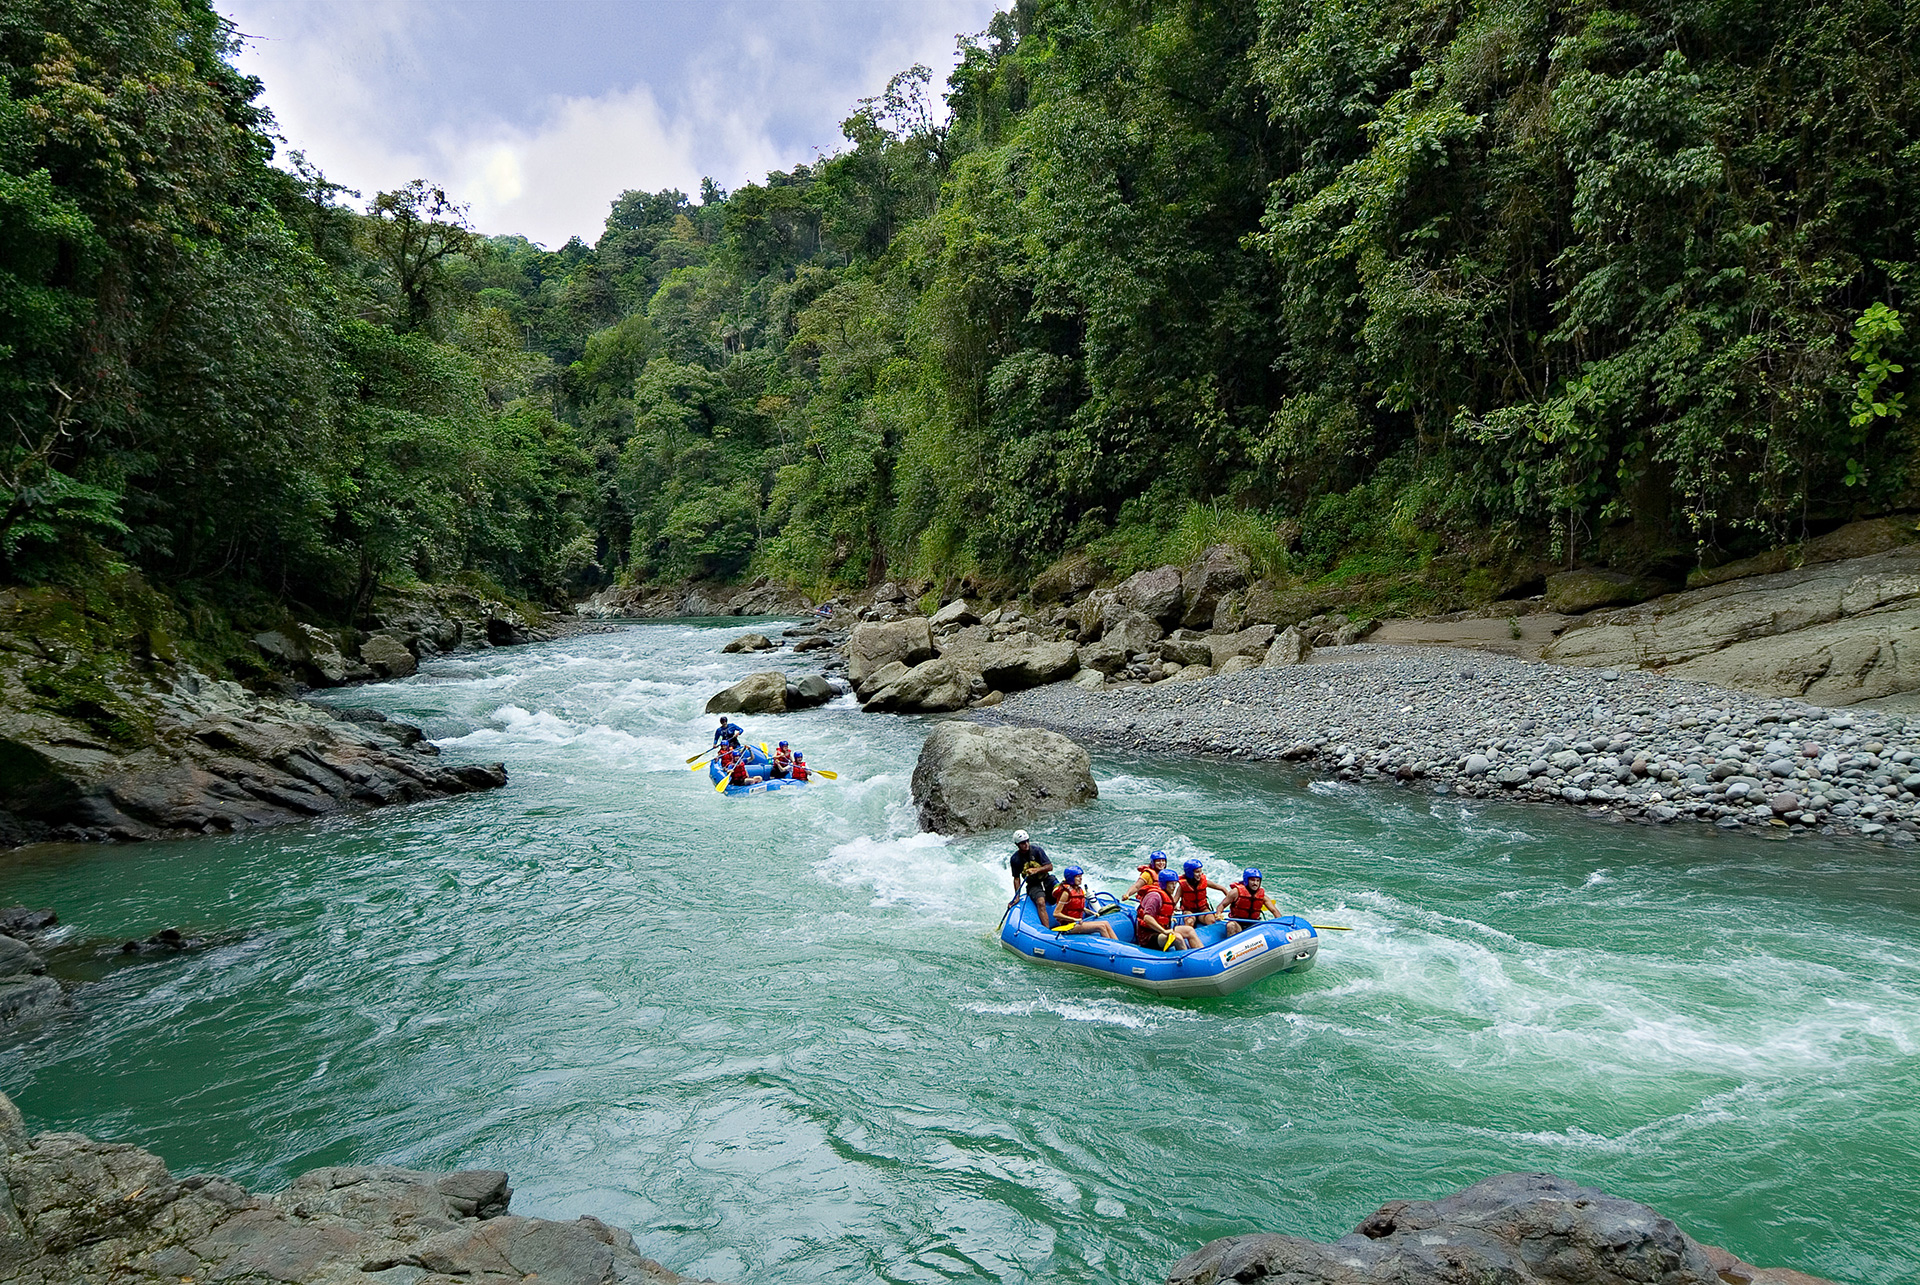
3;621;1915;1284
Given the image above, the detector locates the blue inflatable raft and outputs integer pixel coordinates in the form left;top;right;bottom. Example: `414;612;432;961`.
708;744;809;795
998;891;1319;997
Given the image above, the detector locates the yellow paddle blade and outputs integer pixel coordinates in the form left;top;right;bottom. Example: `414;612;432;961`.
814;769;837;779
685;747;713;763
714;775;729;792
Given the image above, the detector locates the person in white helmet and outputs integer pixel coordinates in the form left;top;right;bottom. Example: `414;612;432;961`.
1008;829;1057;926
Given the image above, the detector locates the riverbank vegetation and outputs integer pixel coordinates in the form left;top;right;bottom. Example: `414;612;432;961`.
4;0;1916;623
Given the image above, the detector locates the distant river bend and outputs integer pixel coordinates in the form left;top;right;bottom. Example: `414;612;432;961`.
3;620;1914;1285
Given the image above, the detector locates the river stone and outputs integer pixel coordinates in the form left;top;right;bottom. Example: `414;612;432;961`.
928;599;979;630
0;934;44;976
1078;640;1129;674
1114;565;1186;627
1100;604;1164;656
1545;546;1920;705
359;634;418;679
1159;632;1214;668
1217;654;1259;676
1163;1172;1785;1285
846;619;934;692
1069;667;1107;690
786;675;834;709
860;657;972;713
720;633;773;653
1181;545;1250;630
1030;553;1102;604
910;722;1097;834
704;671;788;715
977;639;1079;691
1163;663;1213;684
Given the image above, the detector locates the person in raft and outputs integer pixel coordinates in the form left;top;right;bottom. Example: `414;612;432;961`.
1221;868;1278;937
1048;867;1118;939
1136;869;1202;951
713;716;746;746
1170;857;1224;928
769;740;794;778
717;742;751;789
789;751;810;782
1009;830;1058;926
1123;850;1171;900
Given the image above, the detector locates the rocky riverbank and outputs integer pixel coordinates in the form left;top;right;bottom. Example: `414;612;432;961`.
975;642;1920;843
0;1096;1834;1285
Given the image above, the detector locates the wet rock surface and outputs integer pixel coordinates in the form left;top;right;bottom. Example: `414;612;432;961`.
910;722;1097;834
1163;1172;1834;1285
977;642;1920;843
0;909;60;1031
0;1091;724;1285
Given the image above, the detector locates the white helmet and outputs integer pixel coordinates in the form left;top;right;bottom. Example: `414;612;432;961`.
1012;829;1030;844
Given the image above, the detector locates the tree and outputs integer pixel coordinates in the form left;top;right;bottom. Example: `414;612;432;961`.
367;180;478;333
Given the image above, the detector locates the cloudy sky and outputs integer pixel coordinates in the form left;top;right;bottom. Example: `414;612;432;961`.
223;1;1005;248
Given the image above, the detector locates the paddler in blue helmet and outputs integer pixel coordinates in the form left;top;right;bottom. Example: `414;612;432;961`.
1222;868;1278;937
1048;867;1117;940
1124;850;1171;901
1136;869;1201;951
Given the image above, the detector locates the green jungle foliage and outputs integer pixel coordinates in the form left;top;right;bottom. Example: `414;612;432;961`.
4;0;1916;609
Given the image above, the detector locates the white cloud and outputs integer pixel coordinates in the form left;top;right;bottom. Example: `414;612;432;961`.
226;0;1006;247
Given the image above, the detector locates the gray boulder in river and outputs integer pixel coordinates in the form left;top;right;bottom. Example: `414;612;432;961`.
704;670;789;714
910;722;1097;834
0;1091;723;1285
1164;1172;1834;1285
846;618;935;694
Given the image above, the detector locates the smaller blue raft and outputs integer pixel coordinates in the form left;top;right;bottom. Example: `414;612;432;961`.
708;745;809;795
999;892;1318;997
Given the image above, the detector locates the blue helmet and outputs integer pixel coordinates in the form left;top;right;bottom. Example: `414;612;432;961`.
1158;869;1178;885
1063;865;1083;881
778;740;789;747
1243;868;1263;883
1148;850;1169;865
1183;857;1203;874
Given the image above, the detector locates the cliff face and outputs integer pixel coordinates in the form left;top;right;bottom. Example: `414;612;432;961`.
0;1093;717;1285
0;579;506;849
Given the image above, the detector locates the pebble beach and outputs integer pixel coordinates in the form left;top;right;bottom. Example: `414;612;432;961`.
976;643;1920;843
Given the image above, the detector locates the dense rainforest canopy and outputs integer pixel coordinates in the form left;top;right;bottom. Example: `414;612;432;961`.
3;0;1915;614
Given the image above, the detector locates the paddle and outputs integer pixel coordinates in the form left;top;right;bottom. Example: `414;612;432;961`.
686;745;718;764
1221;916;1353;931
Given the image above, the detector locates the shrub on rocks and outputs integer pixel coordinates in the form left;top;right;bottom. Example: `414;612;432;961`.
910;722;1097;833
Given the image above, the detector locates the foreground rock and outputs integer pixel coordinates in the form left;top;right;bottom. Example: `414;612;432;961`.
0;1091;721;1285
979;641;1920;843
0;910;61;1030
1165;1172;1832;1285
910;723;1097;834
1546;546;1920;706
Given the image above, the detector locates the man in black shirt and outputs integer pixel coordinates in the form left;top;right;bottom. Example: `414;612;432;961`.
1008;829;1057;927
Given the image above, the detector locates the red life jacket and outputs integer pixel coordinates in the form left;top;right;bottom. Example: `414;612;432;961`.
1175;873;1212;913
1135;888;1171;944
730;760;749;785
1227;882;1272;920
1054;881;1086;920
1127;865;1165;899
773;747;793;767
791;761;809;781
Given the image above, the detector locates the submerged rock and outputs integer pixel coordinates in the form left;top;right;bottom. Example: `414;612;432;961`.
1164;1172;1834;1285
910;722;1097;834
0;1091;724;1285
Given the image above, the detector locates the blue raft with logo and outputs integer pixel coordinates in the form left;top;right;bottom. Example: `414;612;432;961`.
707;743;809;795
998;891;1319;997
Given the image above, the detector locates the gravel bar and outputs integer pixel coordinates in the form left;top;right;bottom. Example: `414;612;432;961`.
972;643;1920;844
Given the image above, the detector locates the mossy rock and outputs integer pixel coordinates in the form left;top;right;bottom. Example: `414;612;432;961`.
1545;569;1673;614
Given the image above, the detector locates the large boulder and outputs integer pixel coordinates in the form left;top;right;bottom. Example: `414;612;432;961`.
1181;545;1251;629
1030;554;1102;604
1077;640;1130;674
977;639;1080;691
1544;545;1920;705
358;633;417;679
847;618;935;692
784;675;834;709
1158;631;1214;668
1115;564;1186;627
720;632;773;653
0;1090;723;1285
1208;624;1276;668
1264;626;1311;667
910;722;1098;834
1162;1172;1815;1285
928;599;980;630
860;657;974;713
1099;603;1164;655
1545;568;1674;614
704;671;789;714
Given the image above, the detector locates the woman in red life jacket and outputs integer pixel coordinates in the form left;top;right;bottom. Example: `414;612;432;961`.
789;751;809;782
1172;857;1223;927
1136;870;1202;951
1220;868;1277;937
1047;867;1117;939
769;739;794;779
1124;851;1170;901
717;744;750;788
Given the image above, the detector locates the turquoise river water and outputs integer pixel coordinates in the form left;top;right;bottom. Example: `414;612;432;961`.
3;621;1916;1284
